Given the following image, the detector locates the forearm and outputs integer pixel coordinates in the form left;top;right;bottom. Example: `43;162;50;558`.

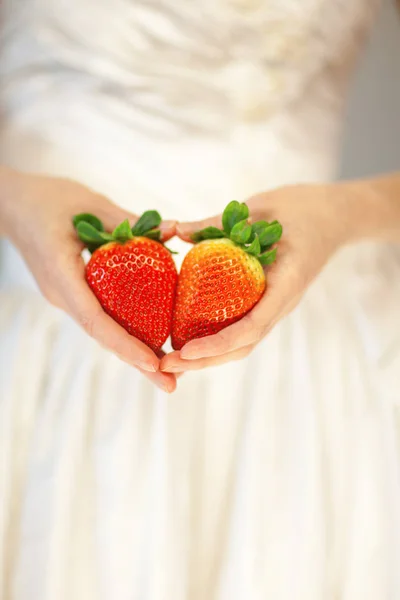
0;165;25;238
341;173;400;244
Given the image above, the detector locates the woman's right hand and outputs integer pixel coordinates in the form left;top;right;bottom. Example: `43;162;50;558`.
0;167;177;393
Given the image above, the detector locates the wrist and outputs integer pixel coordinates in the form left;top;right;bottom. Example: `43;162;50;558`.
0;166;28;239
337;175;400;244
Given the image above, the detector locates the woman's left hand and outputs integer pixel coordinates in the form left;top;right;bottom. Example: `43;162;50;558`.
161;183;356;373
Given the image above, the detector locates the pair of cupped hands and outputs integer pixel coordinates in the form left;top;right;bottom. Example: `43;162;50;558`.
3;170;355;392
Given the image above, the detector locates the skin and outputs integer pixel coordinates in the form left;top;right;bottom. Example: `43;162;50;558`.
160;175;400;373
0;166;178;393
1;166;400;388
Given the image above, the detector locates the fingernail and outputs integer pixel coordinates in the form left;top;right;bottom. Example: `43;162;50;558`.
116;354;156;371
161;220;177;229
160;382;174;393
176;223;191;234
161;365;181;373
137;361;157;372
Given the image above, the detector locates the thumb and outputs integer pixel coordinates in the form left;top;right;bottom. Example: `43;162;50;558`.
176;214;223;243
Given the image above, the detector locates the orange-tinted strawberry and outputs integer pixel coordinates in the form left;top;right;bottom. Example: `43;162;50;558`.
74;211;177;353
171;201;282;350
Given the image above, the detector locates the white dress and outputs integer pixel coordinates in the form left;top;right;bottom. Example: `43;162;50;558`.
1;1;400;599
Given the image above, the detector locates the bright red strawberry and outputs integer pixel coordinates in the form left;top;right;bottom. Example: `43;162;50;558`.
171;201;282;350
74;211;178;353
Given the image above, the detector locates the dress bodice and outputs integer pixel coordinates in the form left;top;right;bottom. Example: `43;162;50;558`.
0;0;382;231
1;0;380;139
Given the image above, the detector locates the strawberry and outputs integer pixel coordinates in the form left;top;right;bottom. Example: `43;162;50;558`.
73;211;178;353
171;201;282;350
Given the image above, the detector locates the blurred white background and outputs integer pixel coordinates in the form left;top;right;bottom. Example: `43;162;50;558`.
340;0;400;178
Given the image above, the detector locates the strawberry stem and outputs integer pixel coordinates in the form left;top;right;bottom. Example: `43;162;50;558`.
190;200;283;265
73;210;165;252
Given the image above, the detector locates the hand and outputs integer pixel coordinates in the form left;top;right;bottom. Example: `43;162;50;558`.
161;183;354;373
0;167;177;392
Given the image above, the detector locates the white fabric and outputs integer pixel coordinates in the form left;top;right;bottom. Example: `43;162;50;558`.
1;1;400;599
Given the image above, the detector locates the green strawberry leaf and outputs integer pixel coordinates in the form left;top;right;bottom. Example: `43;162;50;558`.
132;210;162;236
251;220;269;238
246;220;268;243
192;226;226;243
144;229;161;241
166;246;179;254
258;222;283;249
112;219;134;241
86;243;102;254
73;213;104;232
76;221;109;245
231;219;252;244
246;234;261;256
222;201;249;235
258;248;277;266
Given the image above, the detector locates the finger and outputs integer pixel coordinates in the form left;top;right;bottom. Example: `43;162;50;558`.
159;220;177;242
176;214;222;242
156;350;184;379
160;345;254;372
91;202;138;232
180;254;300;359
56;253;160;372
139;368;178;393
